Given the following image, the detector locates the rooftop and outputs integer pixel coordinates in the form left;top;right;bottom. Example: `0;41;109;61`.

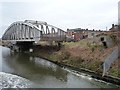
67;28;103;32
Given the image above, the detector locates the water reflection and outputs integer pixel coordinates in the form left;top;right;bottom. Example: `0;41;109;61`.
1;46;119;88
3;52;68;83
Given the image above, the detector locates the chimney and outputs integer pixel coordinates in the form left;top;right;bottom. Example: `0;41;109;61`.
112;24;114;28
67;29;69;31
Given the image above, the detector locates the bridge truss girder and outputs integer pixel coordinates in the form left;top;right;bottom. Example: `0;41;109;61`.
2;20;66;43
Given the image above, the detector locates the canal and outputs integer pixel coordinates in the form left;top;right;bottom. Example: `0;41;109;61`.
0;46;119;88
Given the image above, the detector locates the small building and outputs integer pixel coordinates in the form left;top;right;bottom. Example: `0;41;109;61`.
95;33;114;48
109;24;120;41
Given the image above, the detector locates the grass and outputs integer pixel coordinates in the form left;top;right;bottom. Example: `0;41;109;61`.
33;40;120;78
63;40;89;48
108;67;120;78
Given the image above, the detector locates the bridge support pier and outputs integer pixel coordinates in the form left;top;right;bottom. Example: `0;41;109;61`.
10;44;19;52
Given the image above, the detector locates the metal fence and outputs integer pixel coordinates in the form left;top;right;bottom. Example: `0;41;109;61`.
102;46;120;76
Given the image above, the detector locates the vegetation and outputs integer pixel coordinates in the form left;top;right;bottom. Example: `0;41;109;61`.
33;40;119;78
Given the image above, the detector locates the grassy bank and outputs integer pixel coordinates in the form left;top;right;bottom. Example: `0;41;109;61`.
33;40;120;79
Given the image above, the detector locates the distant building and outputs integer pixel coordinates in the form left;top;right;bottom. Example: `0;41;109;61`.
109;24;119;31
109;24;120;40
67;28;90;41
87;30;102;38
66;28;102;41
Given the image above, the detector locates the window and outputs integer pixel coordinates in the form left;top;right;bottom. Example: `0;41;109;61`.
101;37;104;41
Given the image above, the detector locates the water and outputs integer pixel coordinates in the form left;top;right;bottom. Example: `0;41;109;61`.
0;72;32;89
0;46;119;88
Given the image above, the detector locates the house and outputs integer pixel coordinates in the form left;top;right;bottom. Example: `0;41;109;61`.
87;30;102;38
66;28;87;41
66;28;102;41
109;24;119;31
109;24;120;41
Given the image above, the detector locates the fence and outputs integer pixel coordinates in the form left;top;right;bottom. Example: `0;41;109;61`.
102;46;120;76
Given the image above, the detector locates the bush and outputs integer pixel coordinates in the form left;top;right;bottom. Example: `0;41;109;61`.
69;56;84;63
57;50;71;62
64;56;84;67
87;42;91;47
109;67;120;77
87;59;100;71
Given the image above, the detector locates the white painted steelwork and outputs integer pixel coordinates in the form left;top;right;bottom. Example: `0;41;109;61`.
2;20;66;43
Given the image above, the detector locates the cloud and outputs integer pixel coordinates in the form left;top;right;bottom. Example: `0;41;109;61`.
0;0;119;38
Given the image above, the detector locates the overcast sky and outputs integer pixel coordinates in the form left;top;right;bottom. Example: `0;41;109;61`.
0;0;119;38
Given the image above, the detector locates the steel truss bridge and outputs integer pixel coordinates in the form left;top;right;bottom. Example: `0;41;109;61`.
2;20;66;43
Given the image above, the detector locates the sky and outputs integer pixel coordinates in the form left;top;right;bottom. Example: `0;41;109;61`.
0;0;119;38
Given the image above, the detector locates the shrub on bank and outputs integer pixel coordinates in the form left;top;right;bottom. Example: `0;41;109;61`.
50;50;71;62
66;56;84;67
86;59;101;71
34;41;120;78
108;67;120;78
